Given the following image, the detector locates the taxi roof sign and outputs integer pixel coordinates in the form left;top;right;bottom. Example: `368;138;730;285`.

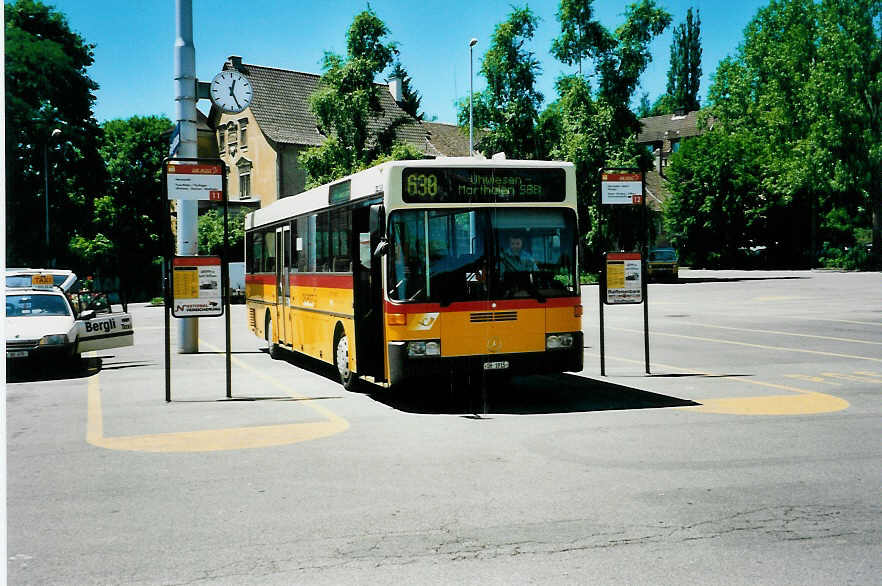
31;274;54;287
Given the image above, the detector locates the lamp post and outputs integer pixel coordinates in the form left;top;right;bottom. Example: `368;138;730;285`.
44;127;62;265
469;38;478;157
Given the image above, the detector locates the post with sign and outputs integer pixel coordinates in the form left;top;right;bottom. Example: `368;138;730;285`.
598;169;650;376
161;158;232;401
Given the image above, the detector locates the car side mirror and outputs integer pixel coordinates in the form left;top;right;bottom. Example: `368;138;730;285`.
79;309;96;321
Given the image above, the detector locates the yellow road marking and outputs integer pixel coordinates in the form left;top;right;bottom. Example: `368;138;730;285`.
86;346;349;453
854;370;882;380
820;372;882;384
784;316;881;327
784;374;842;386
586;352;849;416
612;327;882;363
673;321;882;346
752;296;809;302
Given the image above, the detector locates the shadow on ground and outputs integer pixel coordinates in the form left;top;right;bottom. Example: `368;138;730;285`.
6;356;153;383
369;373;700;416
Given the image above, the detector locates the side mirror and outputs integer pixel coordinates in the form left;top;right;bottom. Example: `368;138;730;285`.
79;309;96;321
369;204;386;237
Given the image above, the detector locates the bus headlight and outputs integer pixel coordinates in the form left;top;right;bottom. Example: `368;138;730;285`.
407;340;441;357
39;334;69;346
546;333;575;350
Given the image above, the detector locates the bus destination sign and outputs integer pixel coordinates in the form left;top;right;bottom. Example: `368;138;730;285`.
402;167;565;203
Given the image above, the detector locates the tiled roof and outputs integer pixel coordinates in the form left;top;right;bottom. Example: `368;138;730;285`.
637;110;703;144
422;122;485;157
235;62;434;152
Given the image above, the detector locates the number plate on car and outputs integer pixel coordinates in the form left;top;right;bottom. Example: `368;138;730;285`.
6;351;29;358
483;361;509;371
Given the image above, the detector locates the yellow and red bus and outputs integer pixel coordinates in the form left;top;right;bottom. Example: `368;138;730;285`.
244;159;582;390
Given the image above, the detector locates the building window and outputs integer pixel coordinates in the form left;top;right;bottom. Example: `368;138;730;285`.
238;118;248;149
218;130;225;153
237;158;252;199
671;139;681;153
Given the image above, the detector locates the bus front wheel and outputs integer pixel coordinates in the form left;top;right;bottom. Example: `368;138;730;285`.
334;330;357;391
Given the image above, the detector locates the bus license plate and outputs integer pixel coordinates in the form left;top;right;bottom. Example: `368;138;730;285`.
483;361;509;371
6;351;28;358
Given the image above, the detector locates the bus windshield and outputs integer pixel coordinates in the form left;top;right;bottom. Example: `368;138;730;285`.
388;208;578;304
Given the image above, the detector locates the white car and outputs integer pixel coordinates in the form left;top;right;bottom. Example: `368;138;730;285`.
5;286;134;365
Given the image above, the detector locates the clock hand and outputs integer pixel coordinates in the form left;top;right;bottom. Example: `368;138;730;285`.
231;93;242;109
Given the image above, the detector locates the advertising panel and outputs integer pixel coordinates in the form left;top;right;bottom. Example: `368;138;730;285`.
172;256;224;317
604;252;643;304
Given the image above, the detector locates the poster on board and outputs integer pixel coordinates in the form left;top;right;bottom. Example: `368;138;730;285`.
172;256;224;317
604;252;643;304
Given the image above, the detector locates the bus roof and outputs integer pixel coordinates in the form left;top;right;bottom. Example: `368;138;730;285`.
246;158;576;230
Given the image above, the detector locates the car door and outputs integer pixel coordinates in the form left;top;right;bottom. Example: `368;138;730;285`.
74;312;134;353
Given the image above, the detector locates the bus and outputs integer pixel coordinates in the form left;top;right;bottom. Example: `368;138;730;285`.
244;158;583;390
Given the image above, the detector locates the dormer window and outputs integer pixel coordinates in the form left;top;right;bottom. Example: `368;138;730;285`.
218;129;225;153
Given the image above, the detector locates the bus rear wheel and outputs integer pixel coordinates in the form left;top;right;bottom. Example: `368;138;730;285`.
334;331;357;391
265;314;281;360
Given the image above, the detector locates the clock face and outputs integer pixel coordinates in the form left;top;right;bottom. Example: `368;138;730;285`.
210;70;253;114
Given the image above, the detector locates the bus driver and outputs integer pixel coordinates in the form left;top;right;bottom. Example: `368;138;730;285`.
501;232;538;273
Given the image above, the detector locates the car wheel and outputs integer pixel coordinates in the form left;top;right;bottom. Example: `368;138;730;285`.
334;331;357;390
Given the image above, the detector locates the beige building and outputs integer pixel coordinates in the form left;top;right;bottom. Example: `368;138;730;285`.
207;56;473;209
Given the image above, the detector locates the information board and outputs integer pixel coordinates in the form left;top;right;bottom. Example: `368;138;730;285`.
171;256;223;317
166;163;224;201
604;252;643;304
601;171;643;205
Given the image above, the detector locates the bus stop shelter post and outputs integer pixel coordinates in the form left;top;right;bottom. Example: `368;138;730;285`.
222;167;231;399
642;174;650;375
164;195;172;402
599;255;606;376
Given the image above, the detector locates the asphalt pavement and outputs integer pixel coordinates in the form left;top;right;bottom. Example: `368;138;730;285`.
5;269;880;585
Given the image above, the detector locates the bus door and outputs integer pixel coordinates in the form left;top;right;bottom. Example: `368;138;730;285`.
275;225;291;345
352;206;384;379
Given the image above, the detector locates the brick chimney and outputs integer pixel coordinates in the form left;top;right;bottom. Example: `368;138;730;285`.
227;55;243;70
388;76;403;103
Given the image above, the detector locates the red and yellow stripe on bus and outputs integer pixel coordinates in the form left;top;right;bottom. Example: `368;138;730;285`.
246;274;355;370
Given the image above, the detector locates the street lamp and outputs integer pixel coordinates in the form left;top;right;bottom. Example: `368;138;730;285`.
469;38;478;157
44;127;62;265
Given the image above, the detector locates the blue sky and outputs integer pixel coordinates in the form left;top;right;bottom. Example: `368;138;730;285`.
51;0;770;125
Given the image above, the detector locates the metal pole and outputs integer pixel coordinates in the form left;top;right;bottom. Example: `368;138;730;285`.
599;256;605;376
469;38;477;156
175;0;199;352
223;171;232;398
43;142;50;256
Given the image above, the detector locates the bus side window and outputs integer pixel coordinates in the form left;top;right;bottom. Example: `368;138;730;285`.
264;231;276;273
296;217;309;273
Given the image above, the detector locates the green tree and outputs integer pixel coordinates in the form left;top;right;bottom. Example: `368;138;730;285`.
663;130;765;266
546;0;670;263
691;0;880;268
456;6;544;159
389;60;423;120
665;8;702;113
198;208;248;259
809;0;881;267
71;115;172;304
5;0;104;267
302;8;401;186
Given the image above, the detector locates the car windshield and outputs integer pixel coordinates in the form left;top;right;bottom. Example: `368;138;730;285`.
6;294;72;317
388;208;578;304
650;249;677;261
